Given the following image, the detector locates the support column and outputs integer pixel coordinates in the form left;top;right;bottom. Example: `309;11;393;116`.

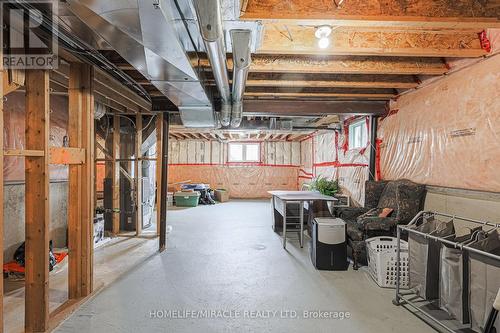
0;64;4;333
369;116;378;181
135;114;143;235
112;115;120;234
25;70;50;332
68;63;95;299
158;114;169;251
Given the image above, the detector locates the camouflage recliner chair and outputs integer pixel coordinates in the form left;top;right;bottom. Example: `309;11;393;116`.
337;179;426;269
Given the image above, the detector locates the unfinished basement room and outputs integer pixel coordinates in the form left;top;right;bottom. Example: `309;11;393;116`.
0;0;499;332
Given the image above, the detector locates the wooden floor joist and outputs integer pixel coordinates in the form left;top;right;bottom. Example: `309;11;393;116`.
245;79;418;89
241;0;500;29
244;92;395;99
259;25;487;58
231;55;449;75
24;70;50;333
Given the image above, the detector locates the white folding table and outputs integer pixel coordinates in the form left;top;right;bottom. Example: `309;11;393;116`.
268;191;337;249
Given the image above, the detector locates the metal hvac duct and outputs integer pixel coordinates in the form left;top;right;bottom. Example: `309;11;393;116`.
67;0;216;127
193;0;231;127
230;29;252;128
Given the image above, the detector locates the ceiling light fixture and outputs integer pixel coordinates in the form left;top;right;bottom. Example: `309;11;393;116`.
315;25;332;49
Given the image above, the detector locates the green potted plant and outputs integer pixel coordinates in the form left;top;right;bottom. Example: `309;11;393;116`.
309;177;339;197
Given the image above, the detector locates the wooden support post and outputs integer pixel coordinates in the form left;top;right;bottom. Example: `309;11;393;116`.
135;114;143;235
0;62;4;333
157;114;169;251
68;63;95;300
112;115;120;234
25;70;50;332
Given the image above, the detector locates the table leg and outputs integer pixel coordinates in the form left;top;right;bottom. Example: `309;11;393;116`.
300;201;304;248
283;201;287;249
271;196;276;231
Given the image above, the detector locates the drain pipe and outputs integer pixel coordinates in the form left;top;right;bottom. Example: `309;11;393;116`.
230;29;252;128
193;0;231;127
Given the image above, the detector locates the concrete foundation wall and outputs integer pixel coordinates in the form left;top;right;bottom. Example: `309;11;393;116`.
424;186;500;236
3;181;68;262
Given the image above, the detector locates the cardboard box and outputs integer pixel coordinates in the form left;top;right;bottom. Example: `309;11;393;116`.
215;189;229;202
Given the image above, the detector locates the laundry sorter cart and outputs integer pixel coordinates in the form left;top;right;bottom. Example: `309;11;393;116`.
393;211;500;333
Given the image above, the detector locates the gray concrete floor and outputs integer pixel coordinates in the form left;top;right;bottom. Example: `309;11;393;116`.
56;200;434;333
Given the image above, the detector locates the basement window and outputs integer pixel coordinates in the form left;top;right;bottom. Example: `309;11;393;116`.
228;143;260;162
348;119;368;150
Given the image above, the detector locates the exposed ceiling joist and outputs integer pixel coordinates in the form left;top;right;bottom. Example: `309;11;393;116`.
243;100;387;116
314;115;340;127
245;78;417;89
245;92;394;99
240;0;500;29
260;25;487;58
236;55;448;75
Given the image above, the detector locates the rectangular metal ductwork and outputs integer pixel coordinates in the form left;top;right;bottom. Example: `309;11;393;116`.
67;0;216;127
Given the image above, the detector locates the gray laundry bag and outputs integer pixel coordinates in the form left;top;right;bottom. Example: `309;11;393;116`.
409;216;455;300
439;229;481;324
469;229;500;333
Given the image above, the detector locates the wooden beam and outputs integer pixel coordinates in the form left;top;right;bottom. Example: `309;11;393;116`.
25;70;50;332
135;114;143;236
243;100;387;116
112;115;121;235
246;78;418;89
260;25;487;57
3;69;25;95
241;0;500;29
245;92;394;99
4;149;44;157
67;63;95;300
49;147;85;165
246;55;448;75
314;115;340;126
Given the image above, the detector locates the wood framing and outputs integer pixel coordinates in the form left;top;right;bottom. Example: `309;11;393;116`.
68;63;95;300
24;70;50;332
50;147;85;165
241;0;500;29
112;115;121;234
245;78;418;89
259;25;487;57
235;55;448;75
243;100;386;116
135;114;143;235
244;92;394;100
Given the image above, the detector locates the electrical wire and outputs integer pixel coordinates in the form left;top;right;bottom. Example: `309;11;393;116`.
141;115;157;133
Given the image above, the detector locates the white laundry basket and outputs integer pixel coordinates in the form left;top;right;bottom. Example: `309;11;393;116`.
366;236;409;289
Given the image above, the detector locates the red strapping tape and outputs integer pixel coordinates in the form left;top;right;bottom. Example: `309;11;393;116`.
479;30;491;53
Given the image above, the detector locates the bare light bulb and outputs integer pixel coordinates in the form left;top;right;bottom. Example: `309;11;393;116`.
318;37;330;49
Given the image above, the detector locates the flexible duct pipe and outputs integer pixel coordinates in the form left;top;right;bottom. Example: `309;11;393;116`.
230;29;252;128
193;0;231;126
